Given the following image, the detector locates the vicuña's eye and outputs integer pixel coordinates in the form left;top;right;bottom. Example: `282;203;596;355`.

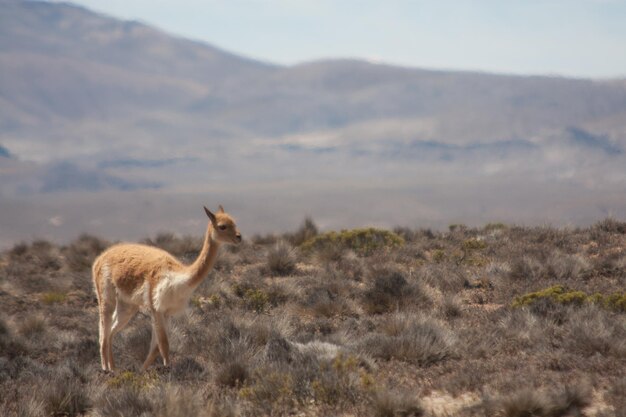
218;225;227;231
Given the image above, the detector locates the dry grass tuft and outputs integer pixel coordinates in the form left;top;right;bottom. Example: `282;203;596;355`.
370;388;424;417
497;382;592;417
361;314;456;366
266;240;298;276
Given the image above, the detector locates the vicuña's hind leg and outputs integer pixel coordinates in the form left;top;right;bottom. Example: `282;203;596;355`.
97;278;116;371
107;300;139;370
98;299;115;371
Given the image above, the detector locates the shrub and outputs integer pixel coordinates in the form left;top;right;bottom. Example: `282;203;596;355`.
18;315;46;338
108;371;154;390
239;368;295;413
170;357;205;380
301;228;404;256
40;375;90;417
240;350;368;414
484;222;508;231
286;217;319;246
565;305;626;357
361;315;456;366
498;382;591;417
152;385;206;417
92;386;153;417
266;241;297;276
545;252;589;281
440;295;463;319
143;233;200;260
361;266;429;314
370;388;423;417
64;234;109;271
594;218;626;234
362;268;408;314
300;285;352;318
431;249;446;263
463;237;487;251
512;285;626;312
216;361;249;388
41;292;67;304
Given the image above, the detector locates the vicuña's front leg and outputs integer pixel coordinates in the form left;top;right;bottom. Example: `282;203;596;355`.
142;328;160;371
142;311;169;370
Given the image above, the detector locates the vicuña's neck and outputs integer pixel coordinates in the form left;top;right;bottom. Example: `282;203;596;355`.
186;223;221;288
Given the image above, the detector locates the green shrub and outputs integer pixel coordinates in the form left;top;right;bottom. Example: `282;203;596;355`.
512;285;626;312
41;292;67;304
463;238;487;251
431;249;446;263
108;371;154;390
301;228;404;256
484;222;508;231
244;289;270;313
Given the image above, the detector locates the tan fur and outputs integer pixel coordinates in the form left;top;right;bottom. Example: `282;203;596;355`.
93;206;241;371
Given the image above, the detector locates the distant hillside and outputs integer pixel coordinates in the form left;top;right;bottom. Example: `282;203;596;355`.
1;0;625;245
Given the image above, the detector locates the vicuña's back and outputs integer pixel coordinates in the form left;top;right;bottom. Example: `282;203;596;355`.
93;205;242;371
93;243;184;305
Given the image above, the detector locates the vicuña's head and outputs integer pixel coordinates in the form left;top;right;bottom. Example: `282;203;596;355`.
204;205;242;244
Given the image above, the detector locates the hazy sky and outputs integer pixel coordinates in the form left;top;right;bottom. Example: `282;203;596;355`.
49;0;626;78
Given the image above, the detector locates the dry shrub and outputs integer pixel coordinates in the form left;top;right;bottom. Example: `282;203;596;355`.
38;374;90;417
545;252;589;281
64;234;109;271
498;382;591;417
120;321;152;363
421;264;467;294
564;305;626;357
92;386;153;417
362;265;430;314
153;385;207;417
440;294;463;319
0;319;26;359
360;314;456;366
299;284;353;318
240;351;366;414
11;240;63;272
216;361;249;388
231;271;288;312
497;308;556;351
302;228;404;257
143;233;201;260
509;255;545;281
607;378;626;417
594;218;626;234
266;240;297;276
285;217;318;246
170;357;205;380
370;388;424;417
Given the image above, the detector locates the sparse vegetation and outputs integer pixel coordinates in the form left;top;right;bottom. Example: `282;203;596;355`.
1;218;625;416
301;227;404;256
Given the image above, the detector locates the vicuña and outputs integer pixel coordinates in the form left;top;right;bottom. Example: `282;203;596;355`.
92;205;241;371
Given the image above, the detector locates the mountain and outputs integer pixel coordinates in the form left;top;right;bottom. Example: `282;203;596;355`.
1;0;625;246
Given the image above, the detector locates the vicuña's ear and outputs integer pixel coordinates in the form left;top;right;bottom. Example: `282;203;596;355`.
204;206;217;225
218;205;225;213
